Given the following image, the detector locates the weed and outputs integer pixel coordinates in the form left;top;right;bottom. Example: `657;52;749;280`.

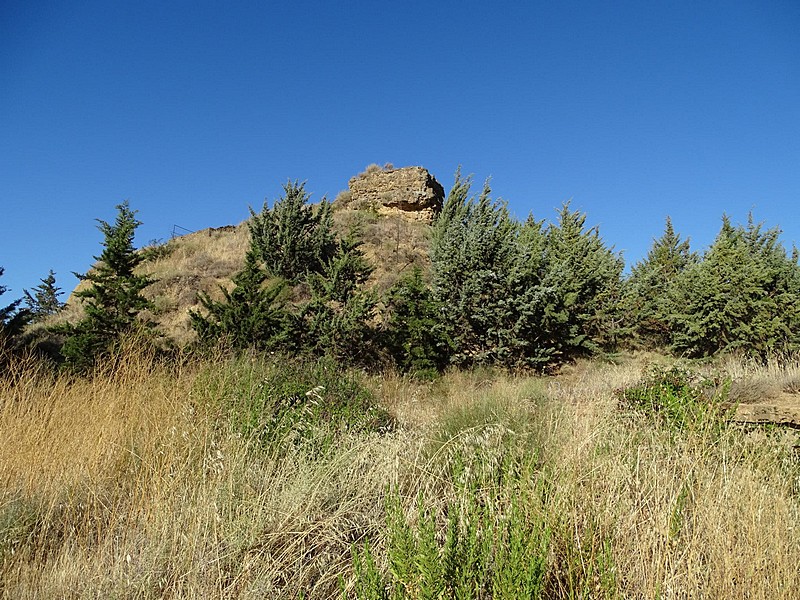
195;355;394;455
350;489;550;599
616;366;732;435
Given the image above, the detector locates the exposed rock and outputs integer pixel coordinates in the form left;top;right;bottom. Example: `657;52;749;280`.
346;166;444;222
728;393;800;428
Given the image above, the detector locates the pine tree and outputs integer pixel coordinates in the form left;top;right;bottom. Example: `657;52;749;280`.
504;215;554;368
249;181;337;282
0;267;30;353
191;187;377;366
670;215;800;357
24;270;64;322
190;249;287;351
0;267;20;329
623;217;696;349
60;201;155;370
538;203;624;362
430;170;519;367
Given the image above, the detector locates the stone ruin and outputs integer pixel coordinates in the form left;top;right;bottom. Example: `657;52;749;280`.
344;165;445;223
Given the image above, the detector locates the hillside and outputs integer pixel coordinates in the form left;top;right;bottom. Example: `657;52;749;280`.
64;165;440;346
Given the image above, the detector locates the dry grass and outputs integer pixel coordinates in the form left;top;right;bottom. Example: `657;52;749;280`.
333;210;432;297
715;353;800;401
1;352;798;598
139;225;250;345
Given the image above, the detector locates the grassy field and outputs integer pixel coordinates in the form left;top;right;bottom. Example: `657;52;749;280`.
1;350;798;598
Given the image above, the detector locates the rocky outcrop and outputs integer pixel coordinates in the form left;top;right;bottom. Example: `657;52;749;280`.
346;166;444;222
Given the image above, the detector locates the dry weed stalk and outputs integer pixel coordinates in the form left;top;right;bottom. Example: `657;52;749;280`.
0;352;798;598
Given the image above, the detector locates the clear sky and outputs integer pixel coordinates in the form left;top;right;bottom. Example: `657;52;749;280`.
2;0;799;298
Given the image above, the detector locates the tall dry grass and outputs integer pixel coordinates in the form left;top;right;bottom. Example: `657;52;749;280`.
0;351;798;598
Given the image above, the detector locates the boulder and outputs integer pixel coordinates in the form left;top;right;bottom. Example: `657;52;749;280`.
347;166;444;222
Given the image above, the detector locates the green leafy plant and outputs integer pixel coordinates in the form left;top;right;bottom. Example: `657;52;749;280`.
538;203;625;363
431;169;520;368
430;170;623;372
617;366;732;434
197;356;393;455
289;233;378;366
350;491;550;600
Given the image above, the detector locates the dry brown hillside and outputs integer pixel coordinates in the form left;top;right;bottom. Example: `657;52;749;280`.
63;165;443;346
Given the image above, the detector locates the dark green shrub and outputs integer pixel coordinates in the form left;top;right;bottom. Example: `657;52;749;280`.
617;366;732;434
249;180;337;282
383;266;452;377
190;250;288;352
194;182;378;367
430;170;520;368
290;234;378;367
538;203;625;362
430;169;623;372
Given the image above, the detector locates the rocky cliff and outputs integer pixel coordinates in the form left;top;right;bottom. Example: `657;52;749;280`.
344;165;444;223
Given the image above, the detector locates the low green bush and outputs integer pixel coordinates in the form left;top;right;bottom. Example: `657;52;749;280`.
350;491;550;599
195;356;393;454
616;366;732;434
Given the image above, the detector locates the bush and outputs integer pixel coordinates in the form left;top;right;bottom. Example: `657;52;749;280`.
616;366;732;434
351;492;550;599
249;180;337;283
196;356;393;455
383;267;452;377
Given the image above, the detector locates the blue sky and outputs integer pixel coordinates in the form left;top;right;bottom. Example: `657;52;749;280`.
2;0;799;298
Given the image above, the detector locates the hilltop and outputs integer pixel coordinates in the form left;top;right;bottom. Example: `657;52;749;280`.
61;165;443;346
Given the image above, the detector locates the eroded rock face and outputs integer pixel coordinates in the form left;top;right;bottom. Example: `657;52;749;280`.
347;166;444;222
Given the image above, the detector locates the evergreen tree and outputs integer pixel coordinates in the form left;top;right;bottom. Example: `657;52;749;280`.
670;215;800;357
249;181;337;282
289;233;377;365
384;266;452;376
0;267;30;353
431;170;519;367
60;201;155;370
191;186;377;366
538;203;624;362
503;215;554;368
431;172;623;371
623;217;696;349
24;270;64;322
190;249;287;351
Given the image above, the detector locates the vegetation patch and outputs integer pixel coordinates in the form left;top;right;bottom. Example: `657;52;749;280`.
194;356;394;455
616;365;732;434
